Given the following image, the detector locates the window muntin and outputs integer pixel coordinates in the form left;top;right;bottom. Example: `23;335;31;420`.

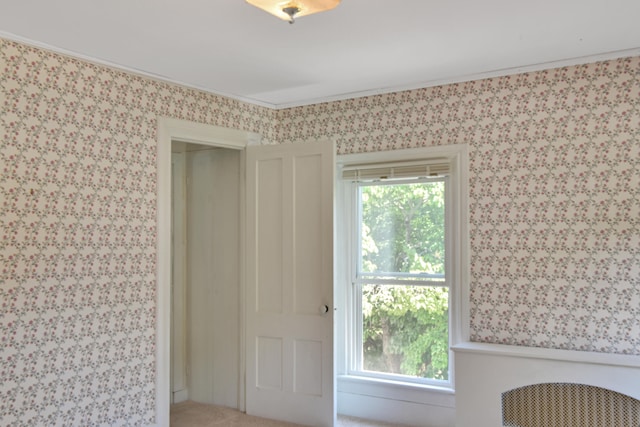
351;177;450;384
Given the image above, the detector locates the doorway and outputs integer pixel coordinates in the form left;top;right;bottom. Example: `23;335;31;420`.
170;142;241;407
156;118;259;425
156;118;335;426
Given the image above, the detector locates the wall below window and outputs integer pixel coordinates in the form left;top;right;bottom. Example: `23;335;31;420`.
338;376;455;426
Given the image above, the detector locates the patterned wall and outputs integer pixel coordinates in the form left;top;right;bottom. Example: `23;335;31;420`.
276;57;640;354
0;38;274;426
1;35;639;426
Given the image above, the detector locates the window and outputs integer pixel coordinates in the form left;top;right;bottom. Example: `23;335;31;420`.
356;178;448;382
337;146;467;391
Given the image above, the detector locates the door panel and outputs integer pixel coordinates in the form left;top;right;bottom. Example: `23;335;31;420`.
294;339;323;396
245;141;335;426
257;336;283;390
256;158;284;314
293;153;324;316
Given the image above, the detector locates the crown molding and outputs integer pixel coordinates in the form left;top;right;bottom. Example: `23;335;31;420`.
3;31;638;111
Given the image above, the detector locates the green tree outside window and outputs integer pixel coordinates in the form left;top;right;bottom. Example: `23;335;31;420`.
359;181;449;381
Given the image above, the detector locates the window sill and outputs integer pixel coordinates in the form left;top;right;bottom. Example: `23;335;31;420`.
337;374;455;408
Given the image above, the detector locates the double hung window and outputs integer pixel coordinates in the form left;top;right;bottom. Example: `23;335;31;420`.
337;148;466;390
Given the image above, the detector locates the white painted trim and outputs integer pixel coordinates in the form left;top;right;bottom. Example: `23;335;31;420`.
172;389;189;404
158;117;262;149
156;117;260;426
453;341;640;427
334;145;469;425
452;146;470;347
237;149;248;413
3;32;638;110
337;143;471;345
170;152;188;402
452;342;640;369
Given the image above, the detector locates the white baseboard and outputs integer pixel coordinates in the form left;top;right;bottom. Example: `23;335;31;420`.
172;389;189;404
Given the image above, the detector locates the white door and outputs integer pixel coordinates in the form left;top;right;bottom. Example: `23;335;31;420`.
245;140;335;426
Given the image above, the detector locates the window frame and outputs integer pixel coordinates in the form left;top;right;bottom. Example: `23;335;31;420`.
336;145;469;396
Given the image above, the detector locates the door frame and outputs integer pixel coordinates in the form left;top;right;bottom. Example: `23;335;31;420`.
156;117;261;426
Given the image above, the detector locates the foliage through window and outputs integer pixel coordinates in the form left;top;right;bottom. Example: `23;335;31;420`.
354;178;450;383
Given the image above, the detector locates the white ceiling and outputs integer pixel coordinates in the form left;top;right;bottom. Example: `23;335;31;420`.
2;0;639;109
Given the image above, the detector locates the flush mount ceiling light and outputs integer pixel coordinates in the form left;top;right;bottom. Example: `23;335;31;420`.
246;0;341;24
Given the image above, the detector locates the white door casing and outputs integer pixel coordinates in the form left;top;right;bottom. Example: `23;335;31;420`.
245;140;335;426
170;152;188;403
156;117;260;426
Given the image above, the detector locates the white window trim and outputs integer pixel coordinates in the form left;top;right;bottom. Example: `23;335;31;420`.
335;145;469;403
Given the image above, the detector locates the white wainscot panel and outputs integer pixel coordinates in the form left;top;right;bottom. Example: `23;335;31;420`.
453;342;640;427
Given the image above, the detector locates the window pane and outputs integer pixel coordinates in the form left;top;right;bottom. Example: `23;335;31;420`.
359;181;445;278
361;284;449;381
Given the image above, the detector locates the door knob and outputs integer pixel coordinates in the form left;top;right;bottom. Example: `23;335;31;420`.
319;304;329;314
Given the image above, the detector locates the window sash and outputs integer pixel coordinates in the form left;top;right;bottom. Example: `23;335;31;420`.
351;176;451;385
356;177;447;280
351;281;451;386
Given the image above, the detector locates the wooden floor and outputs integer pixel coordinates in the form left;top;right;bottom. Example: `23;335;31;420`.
170;401;401;427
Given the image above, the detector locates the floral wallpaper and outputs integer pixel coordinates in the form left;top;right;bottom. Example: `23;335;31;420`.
276;56;640;354
1;34;639;426
0;38;274;426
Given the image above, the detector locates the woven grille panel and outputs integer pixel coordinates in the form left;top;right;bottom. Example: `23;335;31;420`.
502;383;640;427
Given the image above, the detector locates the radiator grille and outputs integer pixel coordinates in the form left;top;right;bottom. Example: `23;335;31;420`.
502;383;640;427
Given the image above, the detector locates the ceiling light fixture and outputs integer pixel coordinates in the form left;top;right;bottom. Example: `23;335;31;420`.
246;0;341;24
